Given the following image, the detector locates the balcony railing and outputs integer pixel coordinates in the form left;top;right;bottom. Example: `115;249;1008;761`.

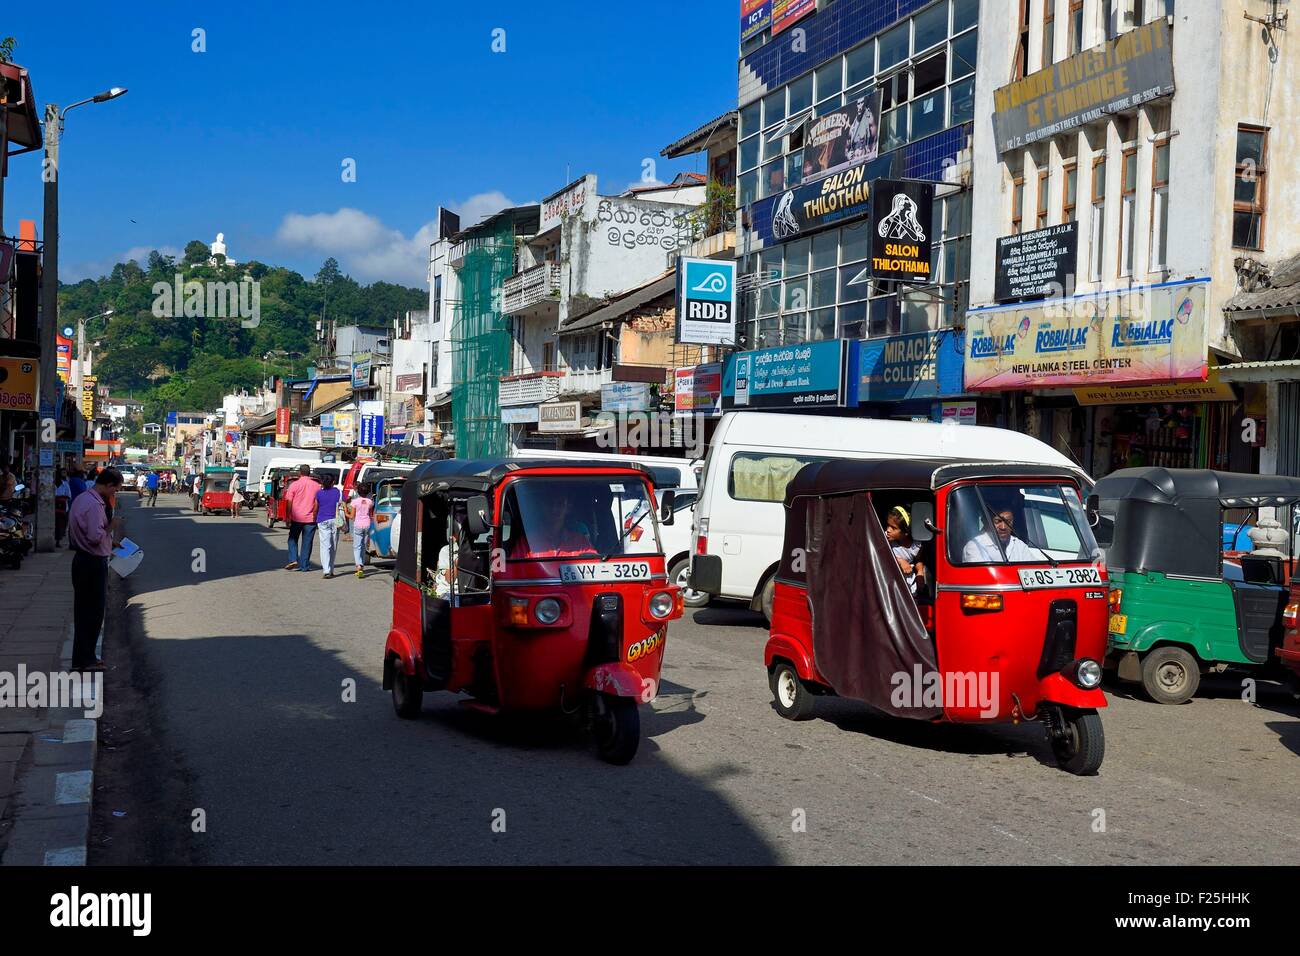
502;263;562;315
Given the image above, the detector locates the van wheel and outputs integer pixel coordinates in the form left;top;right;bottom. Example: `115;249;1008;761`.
769;662;815;721
1140;646;1201;704
1051;708;1104;775
593;695;640;765
758;577;775;624
391;659;424;719
669;557;709;608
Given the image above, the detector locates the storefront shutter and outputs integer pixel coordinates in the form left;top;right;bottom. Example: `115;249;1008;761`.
1278;382;1300;478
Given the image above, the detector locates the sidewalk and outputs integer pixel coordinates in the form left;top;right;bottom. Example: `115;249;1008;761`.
0;549;100;866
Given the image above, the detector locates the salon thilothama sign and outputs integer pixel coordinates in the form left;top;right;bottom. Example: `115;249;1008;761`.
992;19;1174;154
963;279;1208;391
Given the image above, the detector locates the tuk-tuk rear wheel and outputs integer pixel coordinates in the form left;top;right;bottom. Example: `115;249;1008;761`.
1140;646;1201;705
593;695;640;765
769;662;815;721
391;658;424;719
1050;707;1104;776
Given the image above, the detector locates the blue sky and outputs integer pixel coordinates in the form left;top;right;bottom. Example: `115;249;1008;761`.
4;2;738;286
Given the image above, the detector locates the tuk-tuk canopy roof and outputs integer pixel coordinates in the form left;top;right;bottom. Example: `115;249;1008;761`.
783;458;1086;506
1092;468;1300;578
404;457;656;498
1092;467;1300;509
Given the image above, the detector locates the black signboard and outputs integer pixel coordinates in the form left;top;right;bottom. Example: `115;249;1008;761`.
994;222;1079;302
769;161;873;242
869;180;935;284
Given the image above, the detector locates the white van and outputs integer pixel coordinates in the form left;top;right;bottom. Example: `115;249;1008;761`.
688;411;1087;622
511;449;702;596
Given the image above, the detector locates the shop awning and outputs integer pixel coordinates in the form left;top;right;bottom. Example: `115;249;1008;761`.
1215;359;1300;383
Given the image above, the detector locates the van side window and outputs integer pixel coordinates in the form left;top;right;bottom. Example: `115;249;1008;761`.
728;453;829;503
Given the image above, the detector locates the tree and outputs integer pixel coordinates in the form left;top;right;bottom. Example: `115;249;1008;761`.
183;240;210;266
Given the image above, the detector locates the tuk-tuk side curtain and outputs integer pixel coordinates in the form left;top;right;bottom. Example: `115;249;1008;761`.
806;493;941;718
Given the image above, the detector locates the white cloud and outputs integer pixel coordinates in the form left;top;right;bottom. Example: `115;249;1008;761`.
64;245;185;282
275;195;521;286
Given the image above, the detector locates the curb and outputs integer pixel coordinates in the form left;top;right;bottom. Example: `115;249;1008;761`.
0;622;100;867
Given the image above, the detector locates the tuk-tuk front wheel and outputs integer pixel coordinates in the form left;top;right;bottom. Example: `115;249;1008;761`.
391;657;423;719
770;661;815;721
1049;707;1104;776
593;694;640;765
1140;646;1201;705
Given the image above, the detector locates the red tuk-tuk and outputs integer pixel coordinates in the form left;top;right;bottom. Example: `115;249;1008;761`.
756;459;1108;775
199;469;235;515
265;468;298;528
1280;583;1300;693
383;458;684;764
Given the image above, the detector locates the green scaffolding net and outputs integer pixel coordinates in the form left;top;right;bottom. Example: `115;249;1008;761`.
450;218;514;459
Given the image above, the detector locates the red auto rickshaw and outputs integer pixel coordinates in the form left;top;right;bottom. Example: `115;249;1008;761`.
199;469;235;516
383;458;684;764
265;468;297;528
1280;582;1300;693
757;459;1108;775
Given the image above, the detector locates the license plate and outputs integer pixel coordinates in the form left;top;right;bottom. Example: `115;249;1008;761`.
1017;566;1102;589
559;561;652;583
1109;613;1127;635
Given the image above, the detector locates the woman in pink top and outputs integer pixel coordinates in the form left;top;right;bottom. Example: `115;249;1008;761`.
344;482;375;578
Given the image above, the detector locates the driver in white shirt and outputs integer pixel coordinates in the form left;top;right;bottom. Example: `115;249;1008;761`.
963;508;1038;563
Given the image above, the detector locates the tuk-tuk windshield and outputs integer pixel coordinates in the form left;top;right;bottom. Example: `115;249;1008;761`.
949;482;1099;566
501;476;660;560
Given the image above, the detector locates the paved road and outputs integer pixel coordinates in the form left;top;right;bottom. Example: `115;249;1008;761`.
109;493;1300;864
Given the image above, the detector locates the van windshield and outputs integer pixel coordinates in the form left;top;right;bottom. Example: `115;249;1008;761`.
501;476;660;560
949;482;1100;566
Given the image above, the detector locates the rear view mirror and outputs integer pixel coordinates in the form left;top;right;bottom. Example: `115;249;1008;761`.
910;501;935;542
465;495;491;537
659;489;676;526
1085;494;1100;527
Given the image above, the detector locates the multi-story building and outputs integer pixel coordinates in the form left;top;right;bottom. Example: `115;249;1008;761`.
968;0;1299;478
729;0;979;426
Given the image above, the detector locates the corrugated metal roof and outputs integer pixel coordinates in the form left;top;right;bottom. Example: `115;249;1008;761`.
1224;252;1300;313
560;271;676;333
661;110;738;158
1216;359;1300;381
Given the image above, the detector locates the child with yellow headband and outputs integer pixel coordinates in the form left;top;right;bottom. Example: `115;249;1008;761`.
886;505;924;596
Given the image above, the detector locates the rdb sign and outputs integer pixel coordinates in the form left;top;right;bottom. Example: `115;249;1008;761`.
676;257;736;346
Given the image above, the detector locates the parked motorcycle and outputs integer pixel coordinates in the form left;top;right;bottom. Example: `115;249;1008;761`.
0;484;32;569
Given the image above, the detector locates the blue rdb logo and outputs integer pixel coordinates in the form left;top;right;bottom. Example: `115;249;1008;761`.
685;260;733;302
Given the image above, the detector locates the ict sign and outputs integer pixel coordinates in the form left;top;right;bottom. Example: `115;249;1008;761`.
677;257;737;346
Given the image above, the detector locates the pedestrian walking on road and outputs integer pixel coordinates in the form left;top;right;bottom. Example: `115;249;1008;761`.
315;473;342;578
68;465;88;502
230;474;244;517
284;464;322;572
145;469;160;507
191;473;203;512
344;482;374;578
68;467;124;671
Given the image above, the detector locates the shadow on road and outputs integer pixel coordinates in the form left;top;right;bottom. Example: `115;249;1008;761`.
690;605;768;629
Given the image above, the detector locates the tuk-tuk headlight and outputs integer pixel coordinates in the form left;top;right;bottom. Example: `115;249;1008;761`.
648;591;674;619
1075;659;1103;689
534;598;562;625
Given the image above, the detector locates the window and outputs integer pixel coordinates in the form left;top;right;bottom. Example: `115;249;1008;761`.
762;88;786;128
1150;141;1170;268
947;483;1099;566
788;73;813;117
1036;168;1050;230
953;0;979;33
913;1;948;53
1120;148;1137;275
739;102;761;139
1068;0;1085;55
1090;156;1107;280
729;453;829;503
1014;0;1031;79
815;59;843;103
1102;0;1118;39
543;341;555;372
1043;0;1056;68
1011;173;1025;234
846;41;875;88
951;29;978;79
1063;161;1078;222
879;22;910;71
1233;125;1267;250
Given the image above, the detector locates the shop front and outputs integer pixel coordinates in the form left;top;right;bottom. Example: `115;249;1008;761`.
857;328;974;422
964;278;1236;478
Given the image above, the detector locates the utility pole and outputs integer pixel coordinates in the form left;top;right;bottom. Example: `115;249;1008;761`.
35;102;58;551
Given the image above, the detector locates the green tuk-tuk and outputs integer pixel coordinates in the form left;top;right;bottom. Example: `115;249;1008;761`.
1091;467;1300;704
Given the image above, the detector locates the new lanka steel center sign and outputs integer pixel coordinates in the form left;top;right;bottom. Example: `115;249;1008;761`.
964;279;1208;391
677;257;737;346
992;19;1174;154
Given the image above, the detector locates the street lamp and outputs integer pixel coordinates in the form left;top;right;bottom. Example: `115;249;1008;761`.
71;308;113;391
36;87;128;552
